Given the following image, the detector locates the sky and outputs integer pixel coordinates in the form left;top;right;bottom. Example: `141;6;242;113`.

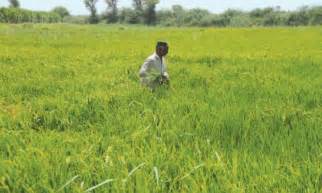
0;0;322;15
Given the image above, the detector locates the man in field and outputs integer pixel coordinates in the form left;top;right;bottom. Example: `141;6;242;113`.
139;41;170;90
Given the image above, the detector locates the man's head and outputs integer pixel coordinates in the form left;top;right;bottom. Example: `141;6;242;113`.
156;41;169;57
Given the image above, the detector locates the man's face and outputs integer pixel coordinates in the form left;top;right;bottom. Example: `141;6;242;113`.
158;45;169;57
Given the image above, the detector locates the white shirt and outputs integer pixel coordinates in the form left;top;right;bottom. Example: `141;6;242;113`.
139;53;169;85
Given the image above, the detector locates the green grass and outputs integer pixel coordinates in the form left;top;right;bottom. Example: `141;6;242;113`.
0;24;321;193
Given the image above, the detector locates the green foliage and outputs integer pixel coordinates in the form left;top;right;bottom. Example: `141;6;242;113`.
8;0;20;8
63;15;87;24
229;14;252;27
84;0;99;24
250;7;275;18
143;0;159;25
0;7;61;23
308;6;322;25
184;8;211;26
119;8;142;24
133;0;143;11
0;24;321;193
130;0;144;23
151;5;322;27
156;9;175;26
286;7;310;26
1;3;321;27
105;0;118;23
143;5;322;27
51;6;70;20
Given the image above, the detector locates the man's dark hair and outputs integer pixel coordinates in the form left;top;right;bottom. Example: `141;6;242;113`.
156;41;168;48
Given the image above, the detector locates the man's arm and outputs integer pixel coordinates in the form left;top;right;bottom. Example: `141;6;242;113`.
162;63;170;79
162;72;169;79
139;59;153;78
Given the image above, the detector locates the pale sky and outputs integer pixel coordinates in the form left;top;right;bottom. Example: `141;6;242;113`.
0;0;321;15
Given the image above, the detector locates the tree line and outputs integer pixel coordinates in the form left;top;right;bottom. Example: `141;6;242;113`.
1;0;321;26
0;0;68;23
155;5;322;27
88;0;322;26
84;0;161;25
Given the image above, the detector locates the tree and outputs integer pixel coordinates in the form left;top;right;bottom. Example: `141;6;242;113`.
142;0;159;25
308;6;322;25
105;0;118;23
213;9;242;26
133;0;143;11
250;7;274;18
184;8;210;26
132;0;144;23
156;9;174;26
119;8;139;24
84;0;99;24
52;6;70;21
8;0;20;8
172;5;185;26
286;6;310;26
249;7;285;26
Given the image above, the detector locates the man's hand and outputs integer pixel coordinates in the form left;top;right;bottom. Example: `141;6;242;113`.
159;75;170;85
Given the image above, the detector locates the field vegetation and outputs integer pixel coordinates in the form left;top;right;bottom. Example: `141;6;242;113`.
0;24;321;193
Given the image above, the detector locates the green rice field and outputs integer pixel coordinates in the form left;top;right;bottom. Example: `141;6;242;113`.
0;24;321;193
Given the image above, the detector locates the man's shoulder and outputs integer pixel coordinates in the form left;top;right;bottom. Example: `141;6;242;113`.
147;53;159;60
144;53;157;63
